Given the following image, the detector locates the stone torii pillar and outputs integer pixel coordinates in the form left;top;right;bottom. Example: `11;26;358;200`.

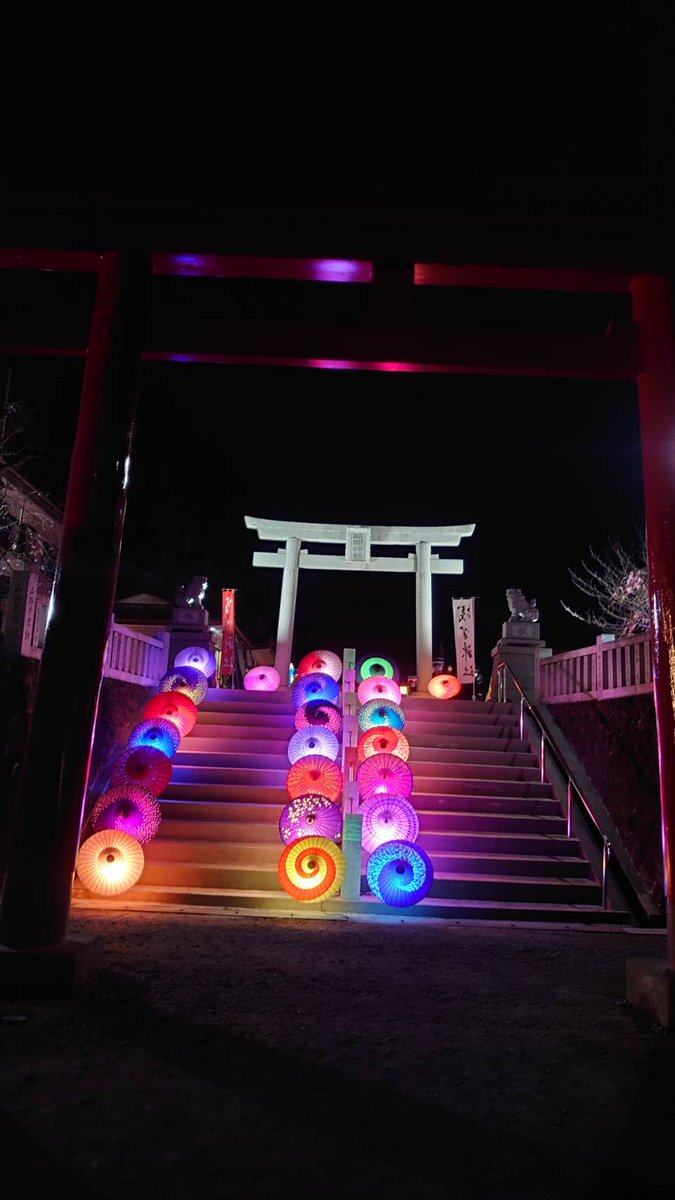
245;518;476;690
275;537;300;682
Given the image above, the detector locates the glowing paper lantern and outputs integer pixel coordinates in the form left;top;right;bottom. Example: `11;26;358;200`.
358;699;406;732
361;795;419;854
428;673;462;700
294;701;342;736
244;665;281;692
288;726;340;764
286;755;343;802
110;746;172;796
143;691;198;737
356;655;400;683
128;717;180;758
91;784;162;844
279;794;343;844
174;645;217;679
357;676;402;705
278;836;345;903
292;672;340;708
357;753;414;801
158;666;208;705
357;728;410;763
76;829;145;897
366;840;434;907
296;649;342;682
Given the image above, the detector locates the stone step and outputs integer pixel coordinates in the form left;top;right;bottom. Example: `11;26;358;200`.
407;746;537;768
410;760;543;784
415;808;567;834
177;729;290;748
194;711;296;731
174;750;290;771
412;789;557;813
164;781;288;804
134;860;602;905
408;827;580;857
403;698;515;716
403;719;519;739
205;687;295;706
145;838;281;866
200;698;296;717
419;850;592;879
411;776;553;799
170;764;288;787
145;837;591;881
160;798;281;824
160;816;282;843
409;733;532;754
74;883;626;924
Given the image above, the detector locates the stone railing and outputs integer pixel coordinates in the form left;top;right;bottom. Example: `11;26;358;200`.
538;633;654;704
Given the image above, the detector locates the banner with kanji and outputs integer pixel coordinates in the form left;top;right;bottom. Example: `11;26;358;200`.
452;597;476;684
221;589;236;682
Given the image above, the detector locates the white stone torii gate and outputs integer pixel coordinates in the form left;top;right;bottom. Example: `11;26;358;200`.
244;517;476;689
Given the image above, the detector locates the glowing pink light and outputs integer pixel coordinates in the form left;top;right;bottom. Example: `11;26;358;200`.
361;795;419;854
357;677;401;705
152;254;372;283
244;666;281;692
357;753;414;802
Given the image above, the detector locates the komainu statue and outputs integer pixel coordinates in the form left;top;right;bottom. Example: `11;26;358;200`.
175;576;208;608
506;588;539;622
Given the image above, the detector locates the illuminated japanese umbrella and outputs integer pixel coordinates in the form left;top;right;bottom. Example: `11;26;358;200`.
357;753;414;801
244;665;281;692
357;728;410;764
158;665;208;705
295;701;342;736
292;672;340;708
288;725;340;764
278;836;345;903
297;649;343;682
128;717;181;758
174;645;217;679
357;676;402;705
110;745;173;796
361;795;419;854
143;691;198;737
287;755;343;802
358;699;406;732
428;673;462;700
76;829;145;897
91;784;162;844
356;655;400;683
366;840;434;907
279;794;343;844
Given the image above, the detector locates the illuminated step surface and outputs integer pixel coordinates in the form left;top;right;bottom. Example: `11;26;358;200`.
74;686;628;923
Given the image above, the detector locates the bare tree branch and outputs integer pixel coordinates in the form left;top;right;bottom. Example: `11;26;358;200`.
562;536;649;636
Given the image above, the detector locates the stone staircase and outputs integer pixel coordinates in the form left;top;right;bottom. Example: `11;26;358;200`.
84;687;628;923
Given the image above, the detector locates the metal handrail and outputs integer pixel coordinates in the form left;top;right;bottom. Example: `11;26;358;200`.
496;660;611;909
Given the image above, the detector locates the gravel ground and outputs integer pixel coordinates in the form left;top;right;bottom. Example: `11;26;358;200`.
1;909;673;1200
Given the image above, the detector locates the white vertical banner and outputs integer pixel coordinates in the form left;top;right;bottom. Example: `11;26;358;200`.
452;597;476;684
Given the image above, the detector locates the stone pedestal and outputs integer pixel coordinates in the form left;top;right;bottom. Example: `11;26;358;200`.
168;606;215;680
626;958;675;1029
0;936;103;999
491;621;551;703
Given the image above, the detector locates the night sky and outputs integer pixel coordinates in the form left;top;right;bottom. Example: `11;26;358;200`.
2;10;671;684
1;350;644;686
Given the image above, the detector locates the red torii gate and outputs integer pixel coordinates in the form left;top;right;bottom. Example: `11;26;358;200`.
0;227;673;1019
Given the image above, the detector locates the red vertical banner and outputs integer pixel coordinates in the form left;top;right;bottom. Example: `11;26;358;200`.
221;589;236;685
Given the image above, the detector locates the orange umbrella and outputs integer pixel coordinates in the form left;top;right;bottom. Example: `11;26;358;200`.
278;836;345;902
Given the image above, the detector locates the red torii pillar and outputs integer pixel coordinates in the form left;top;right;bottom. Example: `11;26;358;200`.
0;252;147;966
629;274;675;1022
